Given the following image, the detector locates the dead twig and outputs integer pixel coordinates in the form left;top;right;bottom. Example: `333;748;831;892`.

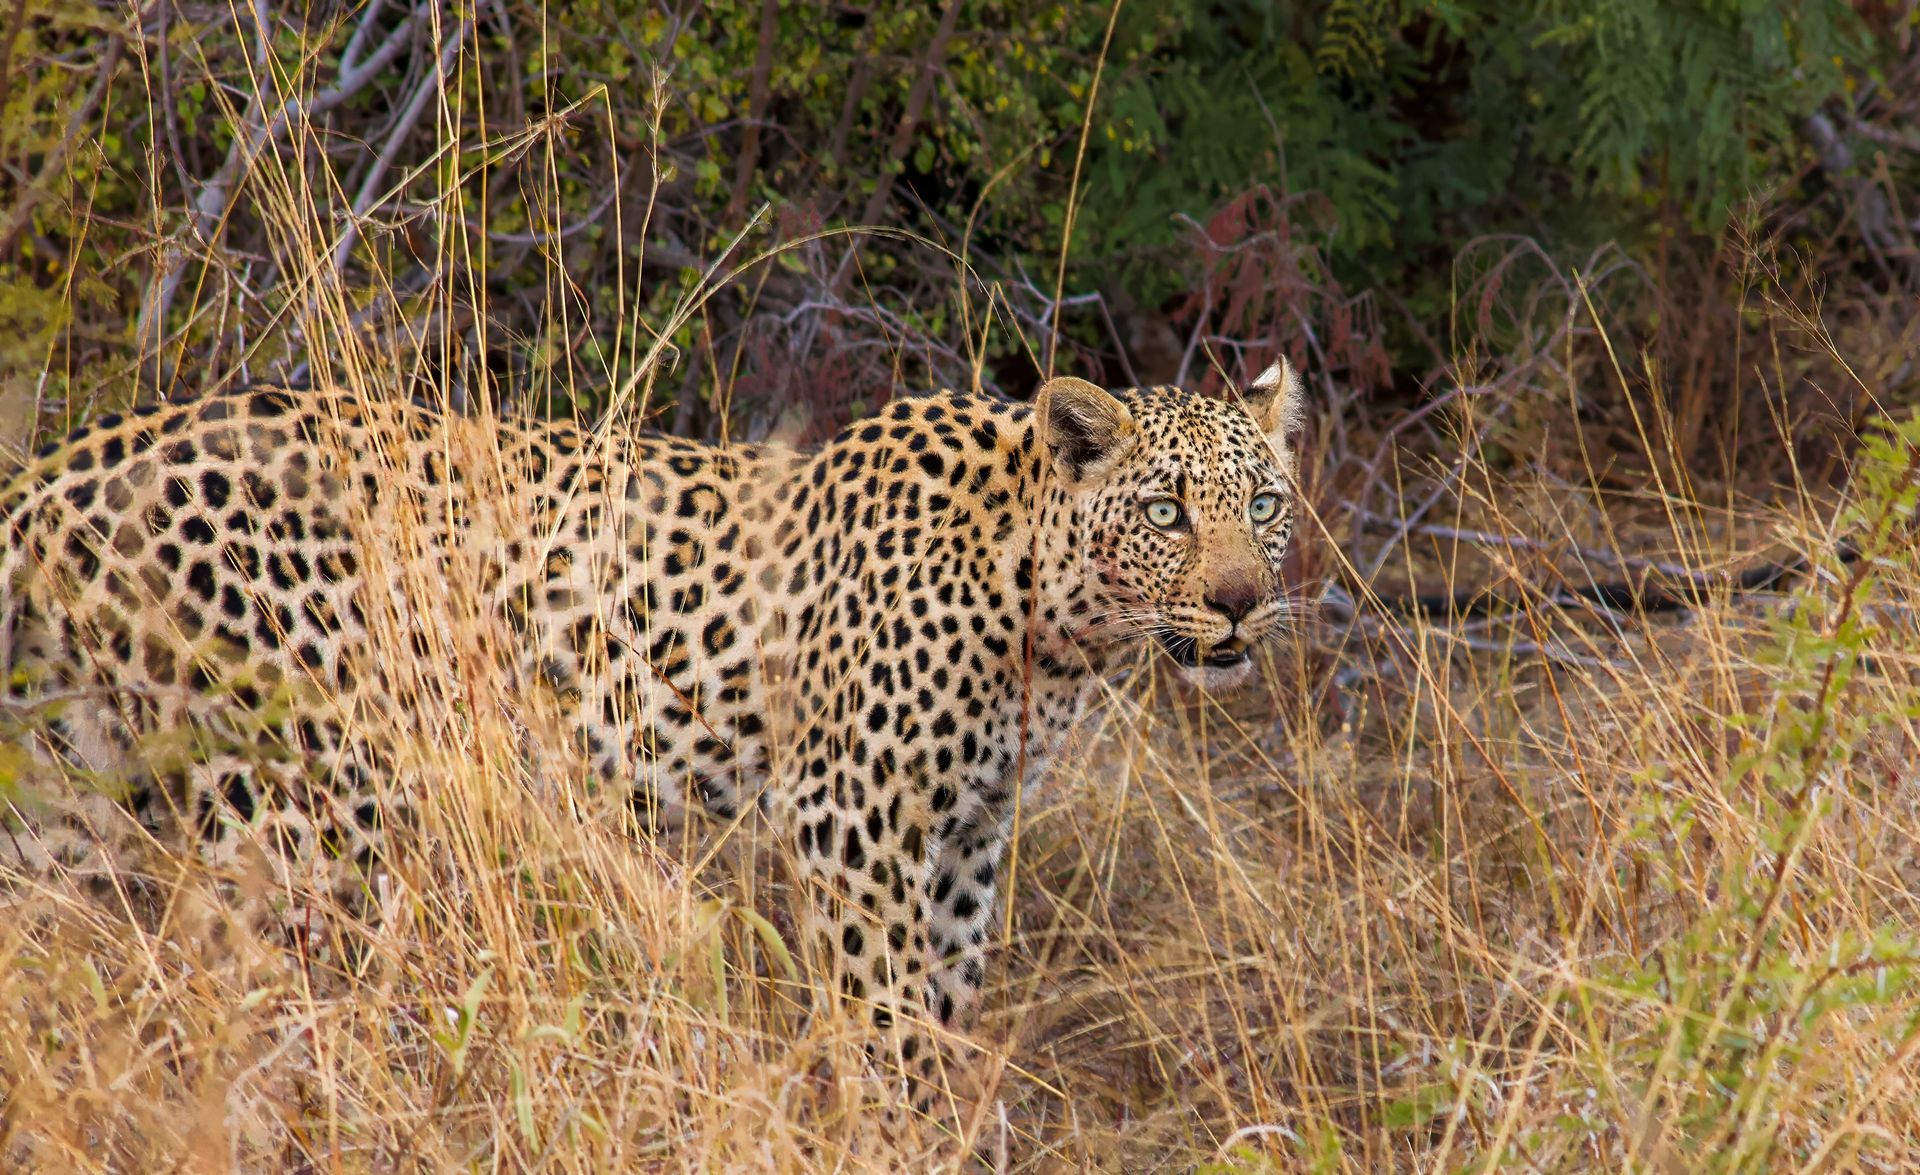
337;0;392;75
726;0;779;225
153;0;195;201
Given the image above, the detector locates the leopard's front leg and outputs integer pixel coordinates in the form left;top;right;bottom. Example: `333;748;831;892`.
926;826;1004;1030
787;751;954;1110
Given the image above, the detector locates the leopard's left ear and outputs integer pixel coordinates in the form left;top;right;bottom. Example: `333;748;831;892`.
1242;359;1307;474
1036;375;1137;486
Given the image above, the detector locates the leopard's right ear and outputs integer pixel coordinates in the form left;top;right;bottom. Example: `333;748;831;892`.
1242;358;1307;475
1035;376;1137;486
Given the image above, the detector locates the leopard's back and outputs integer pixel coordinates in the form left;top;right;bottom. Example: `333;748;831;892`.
0;384;793;882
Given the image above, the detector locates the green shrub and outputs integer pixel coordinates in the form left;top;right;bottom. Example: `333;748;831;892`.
0;0;1902;425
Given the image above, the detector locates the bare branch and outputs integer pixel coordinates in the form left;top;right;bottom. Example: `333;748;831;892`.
828;0;962;296
337;0;392;75
134;2;435;384
825;20;881;177
331;18;473;277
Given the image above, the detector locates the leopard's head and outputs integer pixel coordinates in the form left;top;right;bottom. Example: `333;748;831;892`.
1037;362;1307;689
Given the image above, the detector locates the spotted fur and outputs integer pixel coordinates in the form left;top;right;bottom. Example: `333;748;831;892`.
0;365;1306;1096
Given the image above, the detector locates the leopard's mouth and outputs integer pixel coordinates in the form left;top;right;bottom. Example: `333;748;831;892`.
1153;631;1251;671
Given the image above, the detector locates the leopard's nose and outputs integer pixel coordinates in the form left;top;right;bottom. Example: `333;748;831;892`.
1204;582;1261;624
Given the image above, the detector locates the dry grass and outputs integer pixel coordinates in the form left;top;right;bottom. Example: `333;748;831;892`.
8;404;1920;1170
7;13;1920;1173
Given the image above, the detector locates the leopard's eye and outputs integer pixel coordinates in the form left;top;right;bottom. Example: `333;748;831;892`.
1249;492;1281;525
1143;499;1183;529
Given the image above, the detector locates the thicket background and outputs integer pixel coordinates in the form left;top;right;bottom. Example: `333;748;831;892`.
8;2;1920;1171
6;0;1916;447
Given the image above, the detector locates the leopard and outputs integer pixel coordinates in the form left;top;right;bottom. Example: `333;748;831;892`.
0;361;1307;1108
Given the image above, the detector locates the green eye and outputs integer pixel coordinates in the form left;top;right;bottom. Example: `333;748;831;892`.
1144;499;1183;529
1249;492;1281;524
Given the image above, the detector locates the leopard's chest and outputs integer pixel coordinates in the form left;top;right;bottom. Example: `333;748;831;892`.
913;669;1090;844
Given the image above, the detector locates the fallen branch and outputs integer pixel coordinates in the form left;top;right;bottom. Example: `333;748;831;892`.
1320;547;1820;626
1352;515;1741;585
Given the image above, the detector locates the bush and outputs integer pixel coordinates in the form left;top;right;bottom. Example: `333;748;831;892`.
3;0;1910;438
